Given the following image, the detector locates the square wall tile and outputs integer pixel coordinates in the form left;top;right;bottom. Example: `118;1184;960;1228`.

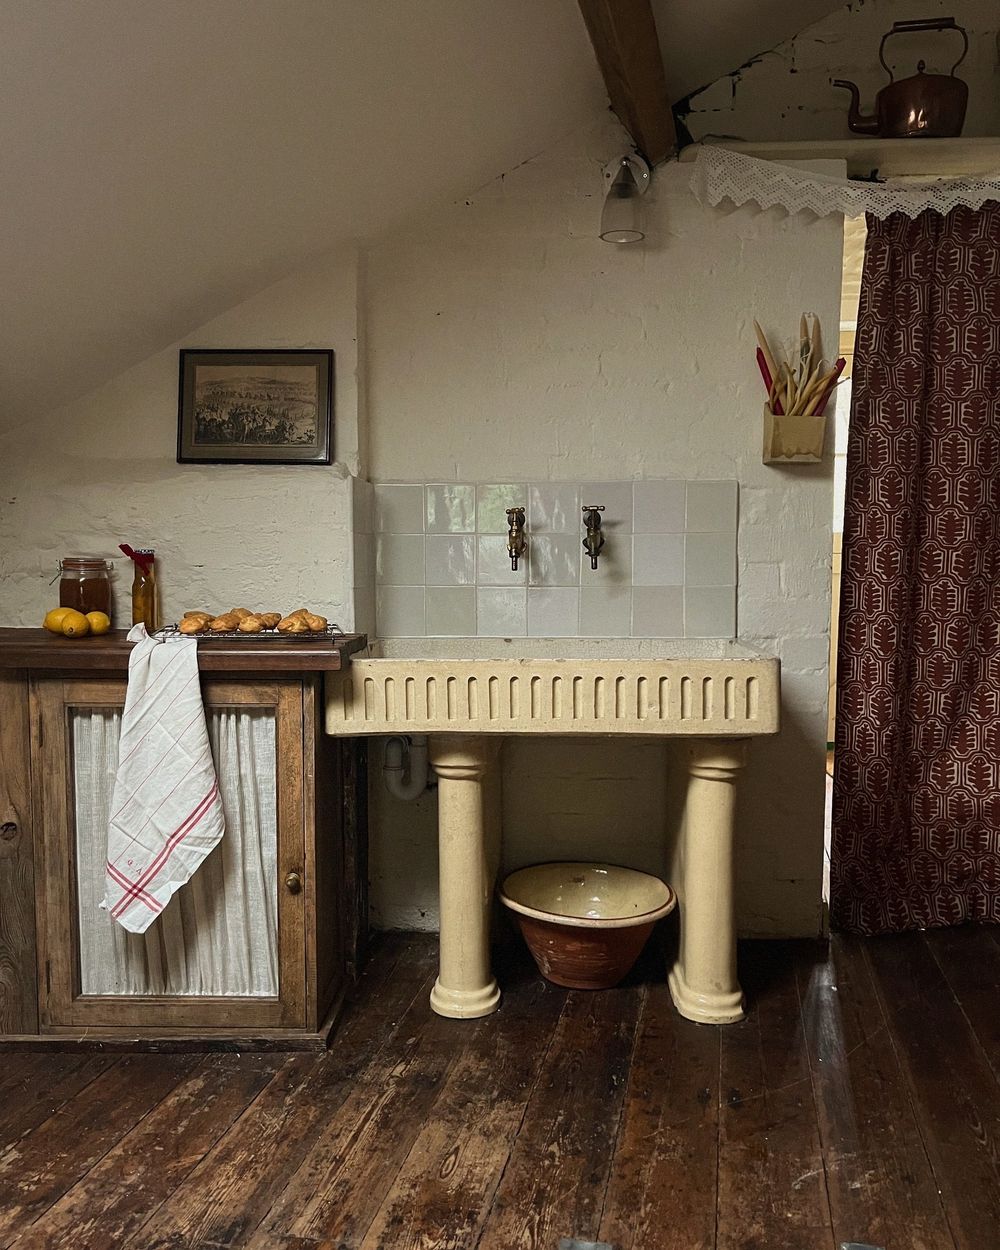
528;484;579;533
478;535;526;586
580;481;633;532
529;535;580;587
633;534;684;587
528;588;580;637
685;587;736;639
631;587;684;638
477;588;527;637
375;483;424;534
426;483;476;533
633;480;686;533
376;534;424;586
579;586;632;637
687;480;738;532
377;586;425;637
477;483;527;533
426;587;476;636
685;533;737;588
425;535;476;585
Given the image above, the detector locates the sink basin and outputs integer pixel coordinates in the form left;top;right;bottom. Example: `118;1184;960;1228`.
324;637;779;737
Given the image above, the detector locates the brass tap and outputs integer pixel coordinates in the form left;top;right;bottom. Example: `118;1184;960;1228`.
506;507;526;571
582;505;605;570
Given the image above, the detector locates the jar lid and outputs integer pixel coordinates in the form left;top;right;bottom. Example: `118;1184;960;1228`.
60;555;110;566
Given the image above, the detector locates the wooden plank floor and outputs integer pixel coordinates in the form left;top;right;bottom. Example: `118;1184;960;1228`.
2;927;999;1249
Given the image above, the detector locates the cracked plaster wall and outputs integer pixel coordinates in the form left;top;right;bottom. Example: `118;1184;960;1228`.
682;0;1000;143
364;116;843;937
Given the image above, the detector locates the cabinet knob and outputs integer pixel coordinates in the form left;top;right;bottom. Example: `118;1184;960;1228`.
284;871;303;894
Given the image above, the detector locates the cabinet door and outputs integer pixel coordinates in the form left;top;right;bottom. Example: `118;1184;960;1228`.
34;677;305;1032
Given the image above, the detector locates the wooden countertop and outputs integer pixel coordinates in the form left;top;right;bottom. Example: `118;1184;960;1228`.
0;628;369;673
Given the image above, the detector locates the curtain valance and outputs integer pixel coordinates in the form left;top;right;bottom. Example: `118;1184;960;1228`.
689;144;1000;220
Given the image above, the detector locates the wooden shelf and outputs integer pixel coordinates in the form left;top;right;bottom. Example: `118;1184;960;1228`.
0;628;368;674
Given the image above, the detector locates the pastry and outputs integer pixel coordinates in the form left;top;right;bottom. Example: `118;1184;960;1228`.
238;615;264;633
209;613;239;632
230;607;253;621
303;613;327;632
179;616;209;635
183;610;212;621
277;614;310;633
259;612;281;630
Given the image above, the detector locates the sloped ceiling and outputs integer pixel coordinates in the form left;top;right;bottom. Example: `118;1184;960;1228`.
0;0;603;428
2;1;848;431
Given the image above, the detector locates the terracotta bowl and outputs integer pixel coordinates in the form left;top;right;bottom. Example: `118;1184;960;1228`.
500;862;676;990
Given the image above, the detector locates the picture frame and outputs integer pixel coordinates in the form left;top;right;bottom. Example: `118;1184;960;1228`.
177;348;334;465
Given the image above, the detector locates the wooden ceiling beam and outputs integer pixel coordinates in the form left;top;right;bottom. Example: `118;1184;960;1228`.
578;0;677;164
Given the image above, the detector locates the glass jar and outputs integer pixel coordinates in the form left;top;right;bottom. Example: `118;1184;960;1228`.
131;549;158;632
58;556;112;617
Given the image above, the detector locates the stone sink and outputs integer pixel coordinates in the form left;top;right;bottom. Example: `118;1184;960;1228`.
324;639;781;1027
325;637;779;738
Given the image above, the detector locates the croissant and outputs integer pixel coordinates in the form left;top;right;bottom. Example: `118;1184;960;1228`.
230;607;253;621
303;613;327;632
259;612;281;630
183;610;212;621
238;615;264;633
179;616;209;635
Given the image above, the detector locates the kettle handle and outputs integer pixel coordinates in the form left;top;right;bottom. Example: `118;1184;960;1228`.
878;17;969;81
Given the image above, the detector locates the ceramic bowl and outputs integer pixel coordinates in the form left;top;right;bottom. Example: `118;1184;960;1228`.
500;861;675;990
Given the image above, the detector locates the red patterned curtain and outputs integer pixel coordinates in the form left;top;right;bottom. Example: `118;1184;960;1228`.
831;203;1000;935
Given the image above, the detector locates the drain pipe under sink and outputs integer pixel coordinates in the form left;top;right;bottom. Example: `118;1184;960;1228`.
382;734;430;801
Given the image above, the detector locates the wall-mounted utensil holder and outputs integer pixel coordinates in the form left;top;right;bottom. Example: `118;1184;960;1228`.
763;406;826;464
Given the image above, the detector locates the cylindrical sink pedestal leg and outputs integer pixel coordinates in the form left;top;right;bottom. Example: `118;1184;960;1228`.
669;738;748;1025
428;735;502;1019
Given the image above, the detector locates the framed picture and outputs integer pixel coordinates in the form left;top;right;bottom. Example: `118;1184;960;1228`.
177;349;334;464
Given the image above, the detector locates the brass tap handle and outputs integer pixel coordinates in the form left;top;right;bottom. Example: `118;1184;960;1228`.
582;505;606;570
506;506;526;571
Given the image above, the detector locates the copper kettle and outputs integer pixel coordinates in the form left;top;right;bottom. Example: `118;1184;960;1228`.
833;17;968;138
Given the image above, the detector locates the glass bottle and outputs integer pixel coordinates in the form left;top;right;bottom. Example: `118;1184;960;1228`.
58;556;112;617
130;549;158;632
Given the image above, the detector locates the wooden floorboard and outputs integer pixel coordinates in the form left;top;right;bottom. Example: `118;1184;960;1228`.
796;934;955;1250
716;941;834;1250
866;932;1000;1250
2;929;1000;1249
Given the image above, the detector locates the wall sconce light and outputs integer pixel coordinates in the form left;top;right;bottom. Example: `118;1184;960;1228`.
600;153;650;243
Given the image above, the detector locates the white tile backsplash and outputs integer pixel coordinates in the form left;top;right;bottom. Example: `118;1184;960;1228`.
425;534;476;585
633;479;686;533
633;534;685;587
529;535;580;586
425;586;477;635
426;483;476;533
528;483;579;533
375;483;424;534
374;479;738;639
478;588;527;637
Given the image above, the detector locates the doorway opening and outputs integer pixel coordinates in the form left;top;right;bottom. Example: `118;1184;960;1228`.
823;214;867;903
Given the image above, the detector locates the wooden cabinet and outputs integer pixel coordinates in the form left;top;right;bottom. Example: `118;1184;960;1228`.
0;630;367;1050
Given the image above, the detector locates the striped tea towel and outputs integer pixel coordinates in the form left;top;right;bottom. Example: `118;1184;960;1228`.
104;623;225;933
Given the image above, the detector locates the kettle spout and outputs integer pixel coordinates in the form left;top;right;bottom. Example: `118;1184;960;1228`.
832;79;880;135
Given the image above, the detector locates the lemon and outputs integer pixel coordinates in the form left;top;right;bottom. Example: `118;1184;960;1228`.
85;611;111;635
60;610;90;638
43;607;73;633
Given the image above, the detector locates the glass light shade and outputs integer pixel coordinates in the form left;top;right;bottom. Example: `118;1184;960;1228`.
600;159;645;243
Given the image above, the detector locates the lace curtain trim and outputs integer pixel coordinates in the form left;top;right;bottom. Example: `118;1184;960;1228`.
689;145;1000;220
